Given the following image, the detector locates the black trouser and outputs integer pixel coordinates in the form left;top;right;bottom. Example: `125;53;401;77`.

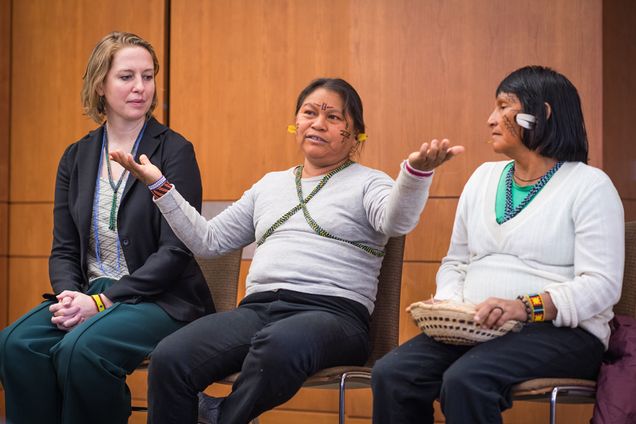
371;322;604;424
148;289;370;424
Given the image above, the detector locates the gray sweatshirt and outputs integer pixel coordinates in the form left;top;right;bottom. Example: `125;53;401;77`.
155;162;431;313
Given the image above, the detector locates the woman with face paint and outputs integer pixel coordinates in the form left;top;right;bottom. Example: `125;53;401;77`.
110;77;463;424
371;66;624;424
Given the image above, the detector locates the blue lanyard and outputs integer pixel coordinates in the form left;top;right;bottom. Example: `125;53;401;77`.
92;120;147;276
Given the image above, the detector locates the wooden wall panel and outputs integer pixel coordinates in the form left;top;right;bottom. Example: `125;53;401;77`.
273;388;339;413
259;409;338;424
603;0;636;201
128;368;148;406
128;411;147;424
350;0;602;191
345;390;443;422
170;0;352;200
172;0;602;201
404;198;458;262
0;203;7;256
0;0;9;202
237;259;250;303
347;419;372;424
8;258;49;323
0;256;7;336
8;203;53;257
345;389;373;418
10;0;166;203
1;0;10;332
400;262;440;343
503;403;594;424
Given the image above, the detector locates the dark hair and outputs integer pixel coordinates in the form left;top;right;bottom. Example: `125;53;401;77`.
295;78;365;135
496;66;588;163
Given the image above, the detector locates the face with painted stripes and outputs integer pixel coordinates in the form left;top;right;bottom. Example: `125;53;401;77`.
295;88;357;172
487;92;525;156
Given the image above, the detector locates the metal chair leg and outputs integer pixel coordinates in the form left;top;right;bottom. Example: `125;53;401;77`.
547;385;597;424
338;372;348;424
549;386;559;424
337;371;373;424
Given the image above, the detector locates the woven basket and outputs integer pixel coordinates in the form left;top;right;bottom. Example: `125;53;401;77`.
408;301;523;346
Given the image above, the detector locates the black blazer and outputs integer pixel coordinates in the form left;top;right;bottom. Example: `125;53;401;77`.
49;117;214;322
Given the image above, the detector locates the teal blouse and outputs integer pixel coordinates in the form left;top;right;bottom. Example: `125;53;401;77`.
495;162;536;223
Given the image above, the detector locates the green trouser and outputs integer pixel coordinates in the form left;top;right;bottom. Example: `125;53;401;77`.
0;278;185;424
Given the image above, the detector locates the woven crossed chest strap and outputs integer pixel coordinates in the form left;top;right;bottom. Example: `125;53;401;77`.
256;160;385;257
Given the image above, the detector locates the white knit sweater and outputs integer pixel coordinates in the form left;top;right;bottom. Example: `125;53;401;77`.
436;161;624;348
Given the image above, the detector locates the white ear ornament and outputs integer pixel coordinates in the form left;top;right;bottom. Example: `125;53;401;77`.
515;113;536;130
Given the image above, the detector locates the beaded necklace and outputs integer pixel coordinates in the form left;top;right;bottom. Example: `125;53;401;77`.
256;160;384;257
103;121;147;230
497;160;564;224
92;121;146;275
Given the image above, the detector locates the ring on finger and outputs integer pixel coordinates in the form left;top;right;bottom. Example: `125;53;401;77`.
492;306;505;314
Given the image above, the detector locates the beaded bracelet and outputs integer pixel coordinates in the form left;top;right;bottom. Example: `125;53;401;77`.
516;294;545;323
516;295;532;323
528;293;545;322
147;175;173;199
91;294;106;312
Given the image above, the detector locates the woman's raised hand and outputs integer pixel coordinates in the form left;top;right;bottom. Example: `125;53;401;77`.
407;139;465;172
110;151;163;185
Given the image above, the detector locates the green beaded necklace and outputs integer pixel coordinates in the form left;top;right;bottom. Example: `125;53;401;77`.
256;160;385;257
103;122;146;230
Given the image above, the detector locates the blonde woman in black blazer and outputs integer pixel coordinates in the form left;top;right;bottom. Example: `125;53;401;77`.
0;32;213;424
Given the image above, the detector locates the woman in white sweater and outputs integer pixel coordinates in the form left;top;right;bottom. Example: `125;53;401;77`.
111;78;463;424
371;66;624;424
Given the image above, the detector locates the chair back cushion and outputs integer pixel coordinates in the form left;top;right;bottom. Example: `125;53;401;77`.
366;236;405;366
195;249;243;313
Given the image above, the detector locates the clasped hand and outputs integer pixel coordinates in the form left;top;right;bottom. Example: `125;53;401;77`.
407;139;465;172
49;291;99;331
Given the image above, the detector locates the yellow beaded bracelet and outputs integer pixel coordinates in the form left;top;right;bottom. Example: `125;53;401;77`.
528;293;545;322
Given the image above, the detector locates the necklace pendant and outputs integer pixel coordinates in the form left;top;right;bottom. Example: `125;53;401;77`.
109;191;118;231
